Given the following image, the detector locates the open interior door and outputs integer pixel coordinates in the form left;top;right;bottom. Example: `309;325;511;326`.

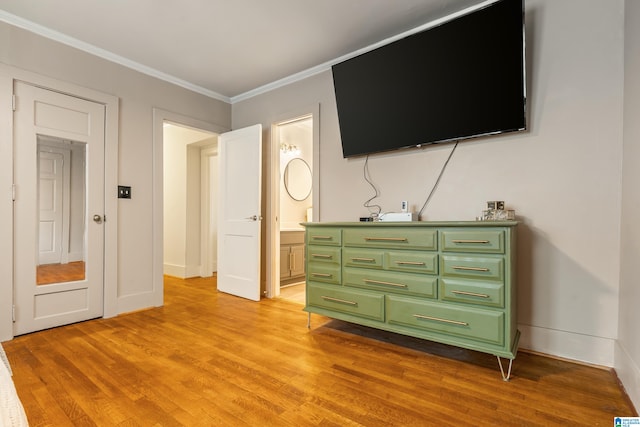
217;124;262;301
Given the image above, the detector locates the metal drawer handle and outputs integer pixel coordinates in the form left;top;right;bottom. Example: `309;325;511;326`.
452;239;490;244
364;279;407;288
312;235;333;240
351;257;376;263
311;253;332;259
395;261;426;266
365;237;408;242
413;314;468;326
452;266;490;272
312;273;332;278
452;290;490;299
321;296;357;306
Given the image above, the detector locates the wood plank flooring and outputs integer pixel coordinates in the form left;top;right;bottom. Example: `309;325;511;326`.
3;275;637;426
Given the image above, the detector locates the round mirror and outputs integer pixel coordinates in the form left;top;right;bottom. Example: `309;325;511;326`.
284;158;312;201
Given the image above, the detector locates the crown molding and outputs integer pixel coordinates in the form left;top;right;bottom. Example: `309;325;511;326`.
0;10;231;103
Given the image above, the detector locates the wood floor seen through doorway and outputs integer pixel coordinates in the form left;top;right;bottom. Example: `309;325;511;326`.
2;275;636;426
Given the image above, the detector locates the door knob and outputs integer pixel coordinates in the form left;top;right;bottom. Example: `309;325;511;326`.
245;215;262;221
93;214;103;224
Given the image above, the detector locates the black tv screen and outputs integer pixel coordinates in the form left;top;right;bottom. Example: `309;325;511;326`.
332;0;526;158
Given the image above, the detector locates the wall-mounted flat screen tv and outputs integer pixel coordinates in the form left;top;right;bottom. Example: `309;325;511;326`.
332;0;526;158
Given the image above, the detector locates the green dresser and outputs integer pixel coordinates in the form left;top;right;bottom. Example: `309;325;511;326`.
303;221;519;380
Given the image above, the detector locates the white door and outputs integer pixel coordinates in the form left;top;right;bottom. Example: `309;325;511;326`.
38;150;65;265
217;124;262;301
13;82;105;335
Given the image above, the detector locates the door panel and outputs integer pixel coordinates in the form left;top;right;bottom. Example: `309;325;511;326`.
217;124;262;301
13;82;105;335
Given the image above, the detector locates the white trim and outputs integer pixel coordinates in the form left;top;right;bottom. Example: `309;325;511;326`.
0;10;230;104
200;145;218;278
518;324;615;367
615;340;640;410
0;64;119;341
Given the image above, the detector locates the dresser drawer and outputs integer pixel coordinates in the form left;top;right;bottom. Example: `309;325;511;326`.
307;246;341;265
307;264;341;285
307;283;384;321
441;255;504;282
344;268;437;298
386;251;437;275
441;278;504;308
343;227;437;250
387;296;504;345
441;230;504;254
343;248;384;269
307;228;342;246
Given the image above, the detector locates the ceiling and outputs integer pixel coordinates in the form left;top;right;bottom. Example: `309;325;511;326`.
0;0;486;103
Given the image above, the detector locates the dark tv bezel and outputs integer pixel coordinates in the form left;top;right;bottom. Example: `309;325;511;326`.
332;0;527;158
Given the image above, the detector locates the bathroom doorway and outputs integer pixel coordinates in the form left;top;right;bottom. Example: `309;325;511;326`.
267;108;319;302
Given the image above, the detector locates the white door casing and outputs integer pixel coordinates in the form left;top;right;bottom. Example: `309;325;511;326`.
13;81;105;335
217;124;262;301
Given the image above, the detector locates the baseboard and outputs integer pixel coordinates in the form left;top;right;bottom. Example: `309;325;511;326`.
615;340;640;412
163;263;201;279
518;324;615;367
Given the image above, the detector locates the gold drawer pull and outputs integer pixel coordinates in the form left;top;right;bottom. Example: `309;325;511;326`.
452;290;490;299
452;266;490;272
364;237;408;242
311;253;332;259
364;279;407;288
452;239;490;244
396;261;426;266
413;314;468;326
312;273;332;278
312;235;333;240
321;296;357;306
351;257;376;262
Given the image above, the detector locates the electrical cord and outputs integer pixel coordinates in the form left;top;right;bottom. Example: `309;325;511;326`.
417;141;459;220
362;154;382;217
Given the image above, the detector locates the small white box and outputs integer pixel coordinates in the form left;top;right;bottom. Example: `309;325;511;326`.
378;212;417;222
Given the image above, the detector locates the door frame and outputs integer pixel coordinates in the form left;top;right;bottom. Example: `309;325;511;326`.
152;109;228;299
0;64;119;341
266;104;320;298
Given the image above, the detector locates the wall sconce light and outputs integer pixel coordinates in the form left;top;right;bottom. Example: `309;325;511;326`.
280;143;300;155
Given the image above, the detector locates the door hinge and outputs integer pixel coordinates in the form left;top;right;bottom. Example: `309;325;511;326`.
12;94;16;111
11;184;16;201
12;305;15;322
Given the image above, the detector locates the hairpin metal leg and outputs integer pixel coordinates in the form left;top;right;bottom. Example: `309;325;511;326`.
307;312;311;329
497;356;514;381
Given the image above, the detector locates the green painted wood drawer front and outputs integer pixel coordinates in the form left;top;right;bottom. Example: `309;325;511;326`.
343;228;437;250
441;230;504;254
307;283;384;321
343;248;384;269
386;251;437;274
441;278;504;308
307;228;342;246
441;255;504;282
343;268;437;298
386;295;505;346
307;246;341;265
307;263;341;285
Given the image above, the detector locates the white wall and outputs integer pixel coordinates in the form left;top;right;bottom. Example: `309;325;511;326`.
0;21;231;340
234;0;626;368
617;0;640;409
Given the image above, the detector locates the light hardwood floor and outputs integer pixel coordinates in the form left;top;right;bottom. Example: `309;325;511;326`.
3;275;637;426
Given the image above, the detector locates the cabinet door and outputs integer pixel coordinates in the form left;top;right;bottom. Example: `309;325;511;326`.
280;245;291;279
290;244;306;278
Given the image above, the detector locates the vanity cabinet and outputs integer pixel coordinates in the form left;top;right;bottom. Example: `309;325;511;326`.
280;230;306;284
303;221;519;379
